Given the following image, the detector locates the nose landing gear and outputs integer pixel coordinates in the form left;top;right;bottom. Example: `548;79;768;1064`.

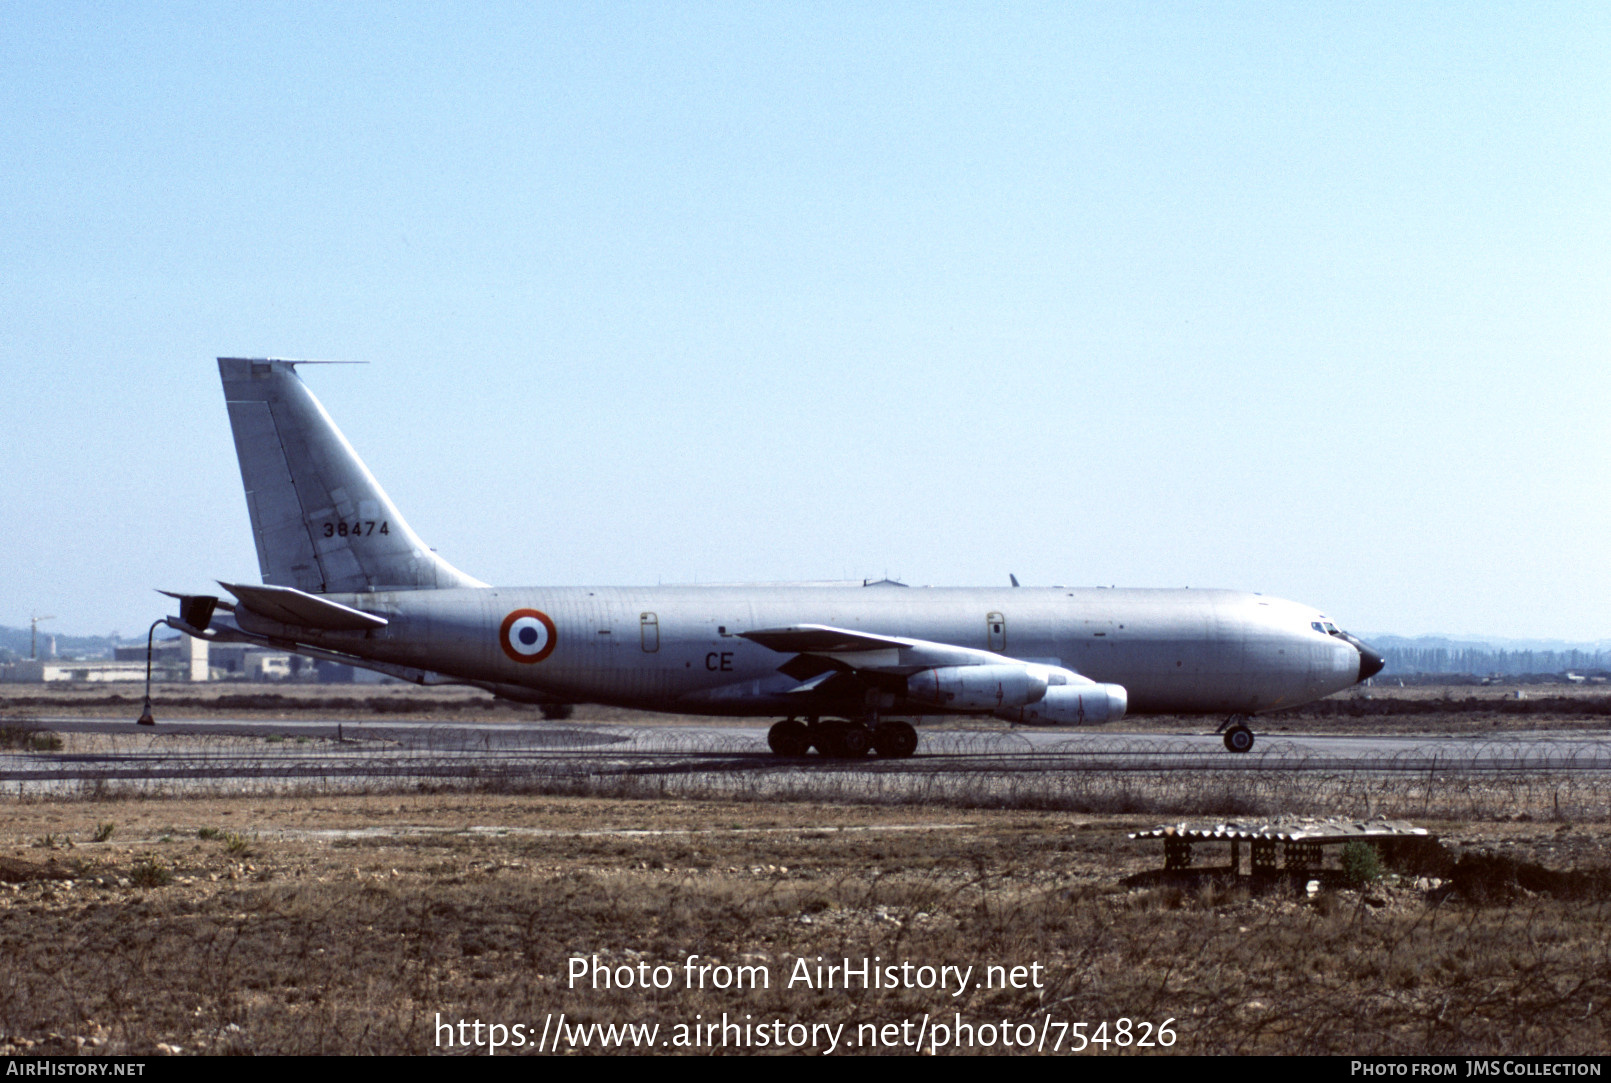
1215;715;1256;753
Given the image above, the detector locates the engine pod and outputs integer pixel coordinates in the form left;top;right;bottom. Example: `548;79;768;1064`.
905;664;1049;711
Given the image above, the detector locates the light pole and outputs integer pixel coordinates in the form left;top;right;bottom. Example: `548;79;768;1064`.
29;614;55;660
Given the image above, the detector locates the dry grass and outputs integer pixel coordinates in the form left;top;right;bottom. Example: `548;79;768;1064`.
0;794;1606;1055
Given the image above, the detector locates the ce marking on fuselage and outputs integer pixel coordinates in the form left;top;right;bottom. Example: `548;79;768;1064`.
706;652;734;671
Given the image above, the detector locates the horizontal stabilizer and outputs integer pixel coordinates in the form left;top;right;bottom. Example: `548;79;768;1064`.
219;581;389;631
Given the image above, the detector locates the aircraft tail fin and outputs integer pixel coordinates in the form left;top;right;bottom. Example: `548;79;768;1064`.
218;358;485;594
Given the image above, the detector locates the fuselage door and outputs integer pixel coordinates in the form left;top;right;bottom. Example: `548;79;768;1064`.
986;611;1006;652
640;612;660;653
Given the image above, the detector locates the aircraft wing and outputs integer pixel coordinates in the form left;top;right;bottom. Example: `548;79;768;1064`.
737;622;1127;722
740;622;1128;724
739;623;1013;674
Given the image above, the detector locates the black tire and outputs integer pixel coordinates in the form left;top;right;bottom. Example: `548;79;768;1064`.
1223;725;1255;753
873;721;918;758
809;721;843;757
837;722;873;758
768;719;810;757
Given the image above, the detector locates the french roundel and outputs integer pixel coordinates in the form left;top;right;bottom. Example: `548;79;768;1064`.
500;609;557;664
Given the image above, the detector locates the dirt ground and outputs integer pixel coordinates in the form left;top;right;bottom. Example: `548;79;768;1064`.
0;685;1607;1056
1;795;1608;1056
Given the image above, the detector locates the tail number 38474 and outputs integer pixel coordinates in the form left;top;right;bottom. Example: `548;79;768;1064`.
322;521;390;538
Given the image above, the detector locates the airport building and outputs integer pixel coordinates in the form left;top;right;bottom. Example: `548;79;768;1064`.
0;635;376;683
1;659;151;683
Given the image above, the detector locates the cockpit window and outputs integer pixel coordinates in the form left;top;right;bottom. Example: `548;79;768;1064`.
1323;622;1340;635
1311;622;1325;634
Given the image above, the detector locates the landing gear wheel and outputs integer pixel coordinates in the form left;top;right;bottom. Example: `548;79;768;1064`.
768;719;809;757
1223;724;1255;754
873;721;918;758
809;720;841;757
836;722;872;758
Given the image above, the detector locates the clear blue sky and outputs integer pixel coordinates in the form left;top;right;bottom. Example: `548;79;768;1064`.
3;3;1606;642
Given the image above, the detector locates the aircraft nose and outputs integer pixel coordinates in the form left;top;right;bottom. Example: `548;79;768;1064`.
1349;635;1385;682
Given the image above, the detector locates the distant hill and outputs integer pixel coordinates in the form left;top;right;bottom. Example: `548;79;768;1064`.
0;626;122;663
1363;635;1611;677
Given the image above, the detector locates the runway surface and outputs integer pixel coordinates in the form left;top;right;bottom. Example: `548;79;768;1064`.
5;716;1611;794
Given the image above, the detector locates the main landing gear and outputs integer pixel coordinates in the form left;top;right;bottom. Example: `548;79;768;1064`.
766;717;918;759
1215;715;1256;753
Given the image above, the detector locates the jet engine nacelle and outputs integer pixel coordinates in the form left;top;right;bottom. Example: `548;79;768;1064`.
995;681;1128;725
906;664;1049;711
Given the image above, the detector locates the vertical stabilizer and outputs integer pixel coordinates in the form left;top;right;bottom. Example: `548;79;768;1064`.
218;358;484;594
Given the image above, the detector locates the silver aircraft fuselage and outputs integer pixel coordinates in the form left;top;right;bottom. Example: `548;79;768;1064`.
229;583;1368;717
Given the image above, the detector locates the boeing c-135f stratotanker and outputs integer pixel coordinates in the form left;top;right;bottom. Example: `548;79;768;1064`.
161;358;1384;756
